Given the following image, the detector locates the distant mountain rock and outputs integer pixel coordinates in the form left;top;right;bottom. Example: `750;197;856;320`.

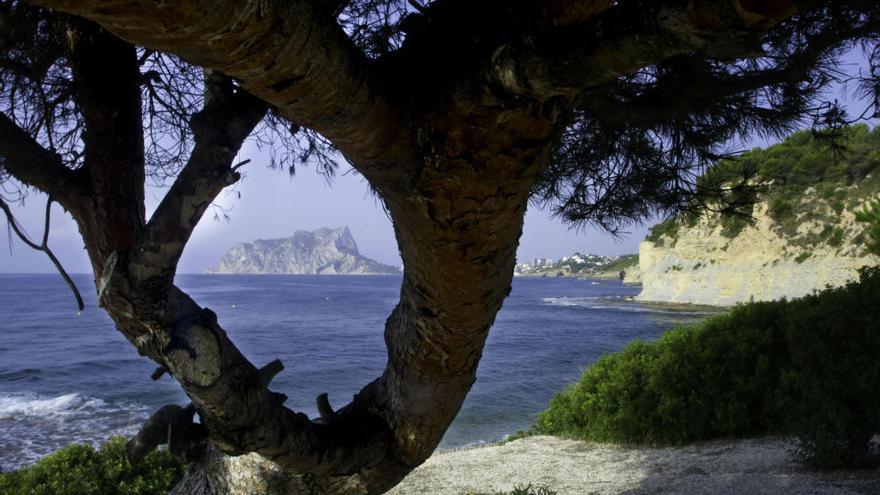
206;227;400;275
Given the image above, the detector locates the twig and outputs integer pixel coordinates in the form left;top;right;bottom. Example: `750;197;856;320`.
257;358;284;385
231;158;251;171
151;366;169;381
407;0;428;15
316;393;336;422
0;197;84;312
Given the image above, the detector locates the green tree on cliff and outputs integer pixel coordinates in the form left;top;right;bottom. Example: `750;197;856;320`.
856;199;880;256
2;1;880;493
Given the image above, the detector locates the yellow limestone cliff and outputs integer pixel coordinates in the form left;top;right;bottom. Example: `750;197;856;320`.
636;192;879;306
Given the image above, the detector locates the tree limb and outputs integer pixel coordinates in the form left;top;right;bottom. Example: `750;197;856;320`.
577;13;879;126
128;359;285;465
128;73;267;288
0;197;84;312
66;18;147;257
316;393;336;423
486;0;800;101
28;0;409;168
0;111;88;207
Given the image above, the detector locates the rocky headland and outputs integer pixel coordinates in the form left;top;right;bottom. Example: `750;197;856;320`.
636;126;880;306
206;226;399;275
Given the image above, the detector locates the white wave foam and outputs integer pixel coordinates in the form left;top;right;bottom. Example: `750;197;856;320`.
541;296;608;308
540;297;715;316
0;392;150;470
0;392;107;419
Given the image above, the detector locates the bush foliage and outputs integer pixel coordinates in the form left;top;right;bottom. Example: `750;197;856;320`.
0;437;183;495
856;198;880;257
536;267;880;469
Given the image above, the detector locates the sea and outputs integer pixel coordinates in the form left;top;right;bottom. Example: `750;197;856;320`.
0;273;718;471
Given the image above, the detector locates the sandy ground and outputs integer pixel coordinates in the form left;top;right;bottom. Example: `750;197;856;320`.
387;436;880;495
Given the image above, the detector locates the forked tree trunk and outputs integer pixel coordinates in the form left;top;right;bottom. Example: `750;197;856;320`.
1;1;827;493
10;7;560;494
158;118;554;493
2;2;808;493
170;447;301;495
39;51;548;490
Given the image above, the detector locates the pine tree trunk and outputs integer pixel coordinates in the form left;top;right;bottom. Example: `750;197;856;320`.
28;16;561;493
156;115;555;491
170;448;299;495
170;446;392;495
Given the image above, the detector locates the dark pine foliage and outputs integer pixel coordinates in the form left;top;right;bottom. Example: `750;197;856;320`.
532;1;880;234
2;1;880;227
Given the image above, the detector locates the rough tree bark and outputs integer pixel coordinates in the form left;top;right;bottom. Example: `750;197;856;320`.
6;1;812;494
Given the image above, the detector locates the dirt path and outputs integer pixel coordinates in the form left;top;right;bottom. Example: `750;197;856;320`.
388;436;880;495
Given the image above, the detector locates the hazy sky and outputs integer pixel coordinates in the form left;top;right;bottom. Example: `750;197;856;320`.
1;51;874;274
0;145;653;274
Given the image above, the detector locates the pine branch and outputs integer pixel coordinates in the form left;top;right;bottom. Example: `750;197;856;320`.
0;197;84;312
29;0;409;167
0;111;88;209
129;74;267;287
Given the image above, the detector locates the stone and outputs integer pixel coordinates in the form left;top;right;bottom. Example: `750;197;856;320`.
206;226;400;275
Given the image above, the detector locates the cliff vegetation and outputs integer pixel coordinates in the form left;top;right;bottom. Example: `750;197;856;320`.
637;125;880;305
648;124;880;249
517;253;638;279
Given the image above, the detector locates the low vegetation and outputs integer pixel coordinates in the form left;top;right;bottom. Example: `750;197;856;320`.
856;198;880;256
536;266;880;469
594;254;639;275
645;218;680;247
647;124;880;248
4;436;557;495
465;486;556;495
522;253;638;277
0;437;182;495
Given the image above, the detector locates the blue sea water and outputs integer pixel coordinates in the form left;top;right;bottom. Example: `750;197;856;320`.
0;274;717;471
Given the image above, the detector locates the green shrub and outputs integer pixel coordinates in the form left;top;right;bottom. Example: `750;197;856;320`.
827;226;845;248
776;268;880;468
536;268;880;468
536;304;786;445
855;198;880;257
646;219;680;246
720;215;750;239
0;437;183;495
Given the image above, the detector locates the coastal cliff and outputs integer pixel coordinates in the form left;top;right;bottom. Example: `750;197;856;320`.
207;227;399;275
636;199;878;305
636;125;880;306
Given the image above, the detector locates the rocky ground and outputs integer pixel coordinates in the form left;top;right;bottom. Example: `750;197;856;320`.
388;436;880;495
